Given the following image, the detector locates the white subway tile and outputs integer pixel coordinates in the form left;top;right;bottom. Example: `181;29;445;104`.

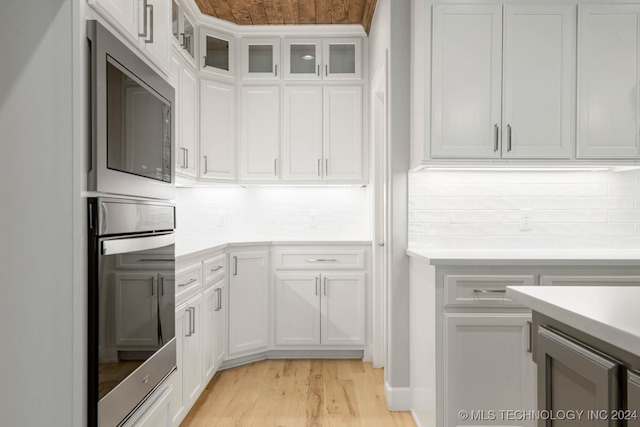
580;223;636;236
608;210;640;223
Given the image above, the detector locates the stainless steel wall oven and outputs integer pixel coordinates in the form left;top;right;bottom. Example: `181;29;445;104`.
88;198;176;426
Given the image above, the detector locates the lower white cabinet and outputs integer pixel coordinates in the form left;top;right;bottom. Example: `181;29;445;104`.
275;273;321;345
213;281;226;368
444;313;536;427
202;285;217;383
228;250;270;356
322;273;366;345
178;294;203;414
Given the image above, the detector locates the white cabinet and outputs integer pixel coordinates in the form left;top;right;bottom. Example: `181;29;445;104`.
179;294;203;411
202;285;217;384
275;85;363;182
200;79;235;180
241;37;281;80
284;38;362;81
114;273;159;349
213;281;226;369
274;273;322;345
321;273;366;346
172;1;196;63
444;313;536;427
201;28;234;78
171;52;198;179
431;4;575;159
89;0;138;41
138;0;171;70
577;5;640;159
239;86;281;181
228;250;270;356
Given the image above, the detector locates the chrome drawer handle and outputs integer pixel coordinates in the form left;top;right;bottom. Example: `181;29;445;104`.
307;258;338;263
210;265;223;272
138;258;173;262
178;278;197;287
473;288;507;294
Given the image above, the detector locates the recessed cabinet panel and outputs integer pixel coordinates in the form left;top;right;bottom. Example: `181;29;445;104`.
284;39;322;80
445;313;536;427
242;38;281;80
502;5;575;159
578;5;640;158
178;62;198;178
283;86;323;180
240;86;281;180
431;5;503;158
323;86;363;181
200;79;235;180
275;273;321;345
321;273;366;346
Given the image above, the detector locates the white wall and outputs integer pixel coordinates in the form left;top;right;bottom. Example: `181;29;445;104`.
409;169;640;249
0;0;81;425
176;186;371;247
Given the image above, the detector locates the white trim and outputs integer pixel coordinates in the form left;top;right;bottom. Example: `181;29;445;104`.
384;381;412;411
410;410;435;427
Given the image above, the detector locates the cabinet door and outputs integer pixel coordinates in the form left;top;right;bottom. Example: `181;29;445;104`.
628;371;640;427
282;86;323;180
183;295;203;409
241;37;281;80
178;62;198;178
158;272;175;347
89;0;137;38
444;313;536;427
228;251;269;355
200;79;235;180
321;273;366;346
284;38;322;81
213;284;226;368
115;273;159;348
323;38;362;80
181;13;195;61
139;0;171;70
578;5;640;159
536;326;621;424
202;286;216;384
240;86;281;181
323;86;363;181
171;0;180;44
274;273;321;346
170;305;186;425
431;4;503;158
502;5;575;159
201;29;234;78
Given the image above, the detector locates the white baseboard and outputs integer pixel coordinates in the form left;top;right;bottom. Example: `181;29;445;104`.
411;410;435;427
384;381;412;411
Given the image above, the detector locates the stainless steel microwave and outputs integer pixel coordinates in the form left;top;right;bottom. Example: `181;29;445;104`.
88;21;175;201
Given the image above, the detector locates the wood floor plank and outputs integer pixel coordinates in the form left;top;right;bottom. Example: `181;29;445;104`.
181;359;416;427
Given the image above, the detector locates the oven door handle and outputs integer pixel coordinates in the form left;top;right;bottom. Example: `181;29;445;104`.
101;232;174;255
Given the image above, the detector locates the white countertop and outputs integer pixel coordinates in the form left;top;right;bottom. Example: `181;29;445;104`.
407;248;640;265
507;286;640;356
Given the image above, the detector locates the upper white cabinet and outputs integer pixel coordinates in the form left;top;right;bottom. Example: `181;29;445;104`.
431;4;575;159
284;38;362;81
200;28;234;78
239;86;281;181
323;86;363;180
241;37;281;80
89;0;138;42
200;79;235;180
577;5;640;159
171;50;198;179
172;0;196;63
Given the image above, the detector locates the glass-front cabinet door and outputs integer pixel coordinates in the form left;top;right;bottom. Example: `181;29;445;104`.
241;37;280;80
323;38;362;80
182;14;195;60
201;29;234;78
171;0;179;42
284;38;322;80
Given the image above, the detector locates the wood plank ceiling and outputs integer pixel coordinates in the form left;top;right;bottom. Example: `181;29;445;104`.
194;0;378;34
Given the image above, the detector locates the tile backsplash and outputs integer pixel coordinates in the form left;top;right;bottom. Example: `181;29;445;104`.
176;186;372;245
409;169;640;250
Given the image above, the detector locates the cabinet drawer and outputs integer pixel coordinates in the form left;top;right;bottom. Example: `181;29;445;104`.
540;275;640;286
274;249;366;270
444;274;535;307
203;254;226;286
176;263;202;305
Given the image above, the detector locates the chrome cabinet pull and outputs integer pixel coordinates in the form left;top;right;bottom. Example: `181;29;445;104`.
218;288;223;311
151;277;155;296
507;124;512;152
473;288;507;294
233;256;238;276
180;33;186;47
203;156;208;174
317;65;320;76
185;308;192;337
317;159;321;176
178;278;197;287
274;159;277;176
210;265;223;272
190;307;196;334
325;159;328;175
146;4;154;43
307;258;338;263
527;321;532;353
275;64;278;76
160;276;164;296
138;258;173;262
325;64;328;76
185;148;189;169
323;277;327;296
180;147;187;168
494;124;499;152
315;276;319;296
138;0;149;38
203;56;207;68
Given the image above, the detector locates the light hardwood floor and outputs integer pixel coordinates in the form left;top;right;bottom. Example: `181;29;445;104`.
181;359;416;427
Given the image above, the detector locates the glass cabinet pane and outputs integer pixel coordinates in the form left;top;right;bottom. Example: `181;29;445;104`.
248;45;273;73
172;1;179;41
205;36;230;71
329;44;356;74
290;44;317;74
183;15;194;58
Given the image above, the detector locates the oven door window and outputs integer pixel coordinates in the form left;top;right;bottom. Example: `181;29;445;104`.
106;58;172;183
98;243;174;400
